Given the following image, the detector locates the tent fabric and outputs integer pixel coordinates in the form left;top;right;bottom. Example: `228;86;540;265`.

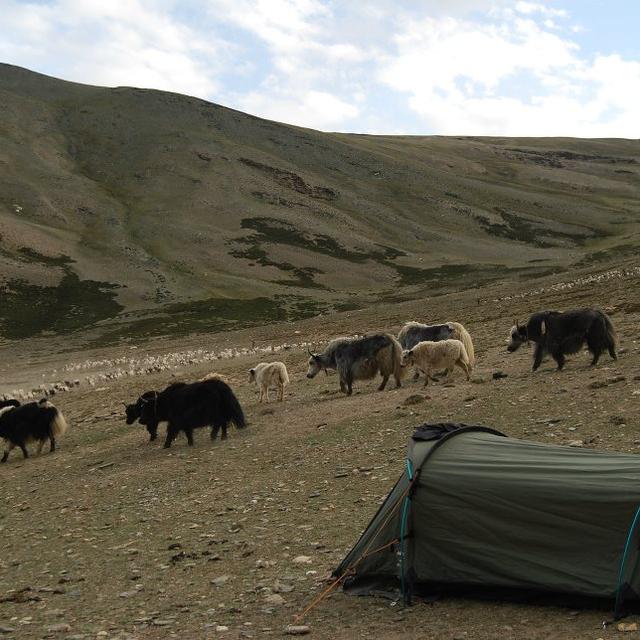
334;425;640;613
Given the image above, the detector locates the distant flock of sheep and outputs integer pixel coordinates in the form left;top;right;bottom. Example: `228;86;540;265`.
0;307;618;463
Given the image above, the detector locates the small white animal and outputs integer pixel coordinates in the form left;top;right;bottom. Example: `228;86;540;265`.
401;339;471;386
249;362;290;402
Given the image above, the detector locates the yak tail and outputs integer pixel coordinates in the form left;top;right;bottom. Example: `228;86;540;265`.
389;334;407;381
447;322;475;370
458;341;471;366
50;407;68;437
224;386;247;429
602;311;618;352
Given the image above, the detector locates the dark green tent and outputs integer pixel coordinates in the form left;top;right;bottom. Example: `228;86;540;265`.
334;424;640;616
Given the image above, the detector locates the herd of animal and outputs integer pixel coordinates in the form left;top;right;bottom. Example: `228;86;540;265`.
0;307;618;464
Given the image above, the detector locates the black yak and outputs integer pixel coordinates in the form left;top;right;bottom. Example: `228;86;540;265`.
507;308;617;371
124;388;175;442
0;399;68;462
306;333;403;395
127;379;246;448
0;399;21;410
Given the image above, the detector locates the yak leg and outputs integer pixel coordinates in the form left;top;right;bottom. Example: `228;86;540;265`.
211;426;220;440
265;387;270;403
423;369;430;387
344;372;354;395
221;426;228;441
163;424;178;449
49;436;56;453
1;442;15;463
37;439;45;455
378;374;389;391
587;334;603;366
532;344;544;371
553;351;566;371
278;383;284;402
457;359;471;381
19;443;28;458
394;371;402;389
185;429;195;446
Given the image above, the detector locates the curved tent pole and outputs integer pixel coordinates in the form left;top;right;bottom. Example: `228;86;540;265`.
400;458;415;605
614;503;640;619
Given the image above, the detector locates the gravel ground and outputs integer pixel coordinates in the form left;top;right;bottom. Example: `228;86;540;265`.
1;264;639;640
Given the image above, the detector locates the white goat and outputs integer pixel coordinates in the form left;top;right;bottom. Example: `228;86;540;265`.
401;339;470;385
249;362;290;402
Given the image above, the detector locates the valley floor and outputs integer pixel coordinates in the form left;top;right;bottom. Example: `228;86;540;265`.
1;264;639;640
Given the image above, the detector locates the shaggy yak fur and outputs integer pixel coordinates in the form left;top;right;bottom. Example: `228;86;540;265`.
306;333;403;395
401;339;471;385
249;362;290;402
0;399;68;462
125;389;169;441
126;379;246;448
0;399;21;411
507;308;617;371
398;321;475;376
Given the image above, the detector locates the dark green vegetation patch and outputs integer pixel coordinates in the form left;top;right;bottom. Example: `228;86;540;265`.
91;294;329;347
0;273;122;339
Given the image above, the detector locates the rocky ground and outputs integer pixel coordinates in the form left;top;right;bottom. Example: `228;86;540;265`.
1;263;639;640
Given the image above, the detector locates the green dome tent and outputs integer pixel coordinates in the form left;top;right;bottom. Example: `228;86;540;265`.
333;424;640;617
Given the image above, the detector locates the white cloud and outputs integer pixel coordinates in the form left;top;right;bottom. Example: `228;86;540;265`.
515;1;567;18
238;87;359;130
377;11;640;137
1;1;639;136
0;0;230;97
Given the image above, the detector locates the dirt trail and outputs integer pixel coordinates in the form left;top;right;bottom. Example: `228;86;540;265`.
1;266;639;639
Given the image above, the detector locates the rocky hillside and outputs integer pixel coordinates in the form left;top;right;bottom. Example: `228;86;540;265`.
1;63;638;341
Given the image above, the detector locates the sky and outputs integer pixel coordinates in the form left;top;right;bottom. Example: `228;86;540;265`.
1;0;639;137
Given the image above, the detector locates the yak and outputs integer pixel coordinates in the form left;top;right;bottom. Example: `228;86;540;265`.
398;321;475;379
402;339;471;385
507;308;617;371
127;379;246;448
0;399;68;462
306;333;403;395
125;388;176;442
397;322;453;350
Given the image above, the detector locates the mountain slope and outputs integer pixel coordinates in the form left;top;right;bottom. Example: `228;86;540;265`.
1;63;639;341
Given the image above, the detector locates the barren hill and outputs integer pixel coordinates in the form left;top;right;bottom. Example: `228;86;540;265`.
1;63;638;342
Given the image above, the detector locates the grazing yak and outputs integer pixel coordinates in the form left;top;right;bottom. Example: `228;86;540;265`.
507;308;617;371
126;378;246;448
401;339;471;385
398;321;475;377
125;389;170;441
249;362;289;402
306;333;403;395
0;399;68;462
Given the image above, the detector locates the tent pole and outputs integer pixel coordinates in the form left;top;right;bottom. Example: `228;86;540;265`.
614;503;640;618
400;459;415;605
